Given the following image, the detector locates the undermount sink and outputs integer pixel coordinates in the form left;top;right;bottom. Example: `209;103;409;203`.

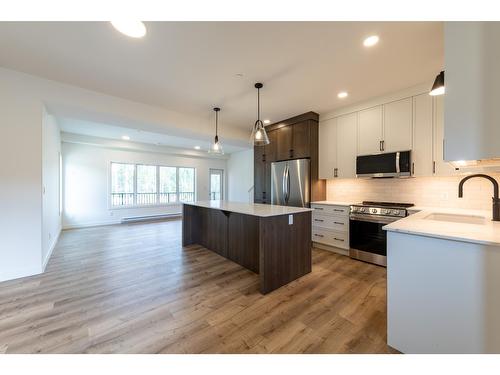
423;212;487;225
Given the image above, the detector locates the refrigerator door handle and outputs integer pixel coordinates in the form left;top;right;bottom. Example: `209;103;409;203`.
286;166;291;204
281;165;288;204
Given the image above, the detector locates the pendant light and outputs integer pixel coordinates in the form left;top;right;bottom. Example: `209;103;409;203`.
208;107;224;154
251;83;270;146
429;71;445;96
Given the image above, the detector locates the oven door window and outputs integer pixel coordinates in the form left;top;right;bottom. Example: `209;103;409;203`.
349;219;387;256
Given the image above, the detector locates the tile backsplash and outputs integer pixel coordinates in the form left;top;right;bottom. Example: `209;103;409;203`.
326;173;500;211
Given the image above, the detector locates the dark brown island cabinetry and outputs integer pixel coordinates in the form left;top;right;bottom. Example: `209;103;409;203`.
182;203;312;294
254;111;325;205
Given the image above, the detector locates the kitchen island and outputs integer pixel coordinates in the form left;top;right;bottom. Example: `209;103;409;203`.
182;201;312;294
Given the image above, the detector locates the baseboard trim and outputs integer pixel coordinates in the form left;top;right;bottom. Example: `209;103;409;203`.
43;228;61;271
313;242;349;256
62;219;122;230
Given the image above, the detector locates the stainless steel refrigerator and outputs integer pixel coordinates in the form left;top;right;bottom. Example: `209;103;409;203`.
271;159;310;207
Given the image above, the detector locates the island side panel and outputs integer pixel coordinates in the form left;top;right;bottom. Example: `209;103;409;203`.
227;212;260;273
182;204;200;246
258;211;312;294
197;207;228;258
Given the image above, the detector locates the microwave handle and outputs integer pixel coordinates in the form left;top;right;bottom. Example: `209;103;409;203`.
395;152;400;174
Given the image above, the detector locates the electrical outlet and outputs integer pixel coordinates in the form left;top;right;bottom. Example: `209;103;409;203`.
288;214;293;225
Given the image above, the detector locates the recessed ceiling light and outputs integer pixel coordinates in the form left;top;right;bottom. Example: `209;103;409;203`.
363;35;379;47
194;146;201;150
337;91;348;99
121;135;130;140
111;21;147;38
263;119;271;124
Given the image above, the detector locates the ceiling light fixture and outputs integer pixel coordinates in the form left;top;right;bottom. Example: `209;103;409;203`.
121;135;130;140
208;107;224;154
338;91;348;99
363;35;379;47
251;83;270;146
429;71;445;96
111;21;147;38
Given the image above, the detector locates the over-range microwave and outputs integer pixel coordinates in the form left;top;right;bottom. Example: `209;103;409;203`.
356;151;411;178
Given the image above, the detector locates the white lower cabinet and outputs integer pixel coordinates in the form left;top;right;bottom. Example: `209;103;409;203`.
311;203;350;253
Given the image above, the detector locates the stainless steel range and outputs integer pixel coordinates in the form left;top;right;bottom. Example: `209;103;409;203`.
349;201;414;266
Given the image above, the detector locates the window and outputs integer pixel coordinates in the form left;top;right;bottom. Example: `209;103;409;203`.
159;166;177;203
111;163;135;206
136;165;157;205
178;167;195;202
209;169;224;200
110;163;195;207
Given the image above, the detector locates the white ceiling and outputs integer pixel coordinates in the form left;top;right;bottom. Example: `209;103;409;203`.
0;21;443;142
58;117;247;154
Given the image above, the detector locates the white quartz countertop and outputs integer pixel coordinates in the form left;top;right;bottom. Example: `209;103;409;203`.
384;207;500;246
311;200;353;206
183;201;312;217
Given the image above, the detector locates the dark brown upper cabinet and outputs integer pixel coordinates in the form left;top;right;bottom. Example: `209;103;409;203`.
291;122;311;159
276;125;293;160
275;120;311;161
265;130;277;162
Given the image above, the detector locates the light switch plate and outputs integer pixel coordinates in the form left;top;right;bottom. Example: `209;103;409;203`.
288;214;293;225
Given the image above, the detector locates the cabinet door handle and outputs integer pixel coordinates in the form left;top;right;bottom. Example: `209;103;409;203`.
412;162;415;175
314;234;324;238
379;141;382;152
314;219;324;222
314;207;324;210
382;140;385;151
334;168;338;178
333;209;344;212
262;154;266;162
289;149;294;158
334;221;344;225
433;161;436;174
334;238;345;242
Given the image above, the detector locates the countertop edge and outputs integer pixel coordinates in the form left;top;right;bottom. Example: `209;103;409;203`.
183;201;313;218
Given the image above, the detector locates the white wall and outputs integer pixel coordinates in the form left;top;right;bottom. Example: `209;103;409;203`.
42;108;62;269
62;141;227;229
0;70;43;282
227;148;254;203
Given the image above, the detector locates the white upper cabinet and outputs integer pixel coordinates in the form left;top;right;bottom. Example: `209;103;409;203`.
358;106;383;155
444;22;500;161
318;117;337;179
336;113;358;179
383;98;413;152
433;95;457;176
412;94;434;176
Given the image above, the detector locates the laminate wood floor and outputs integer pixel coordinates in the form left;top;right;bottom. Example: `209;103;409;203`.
0;219;395;354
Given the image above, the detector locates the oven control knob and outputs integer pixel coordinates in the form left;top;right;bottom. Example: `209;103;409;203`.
392;210;400;216
359;207;365;213
371;208;377;214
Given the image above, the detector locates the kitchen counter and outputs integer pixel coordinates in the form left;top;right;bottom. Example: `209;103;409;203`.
384;207;500;246
184;200;312;217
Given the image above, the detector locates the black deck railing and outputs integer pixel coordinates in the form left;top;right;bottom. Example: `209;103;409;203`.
111;192;195;206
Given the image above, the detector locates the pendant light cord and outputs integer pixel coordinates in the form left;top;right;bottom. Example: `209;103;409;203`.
215;110;218;137
257;87;260;123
